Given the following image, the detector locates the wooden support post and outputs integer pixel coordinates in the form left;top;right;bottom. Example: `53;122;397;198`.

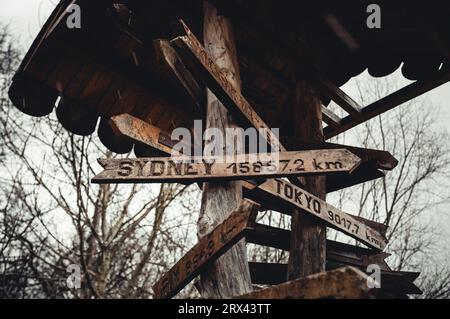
287;81;327;279
197;1;253;298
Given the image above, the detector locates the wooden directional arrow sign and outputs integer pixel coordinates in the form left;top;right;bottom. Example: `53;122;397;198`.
247;178;387;250
153;199;259;299
92;150;360;184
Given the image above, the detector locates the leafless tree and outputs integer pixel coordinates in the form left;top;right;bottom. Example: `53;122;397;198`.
0;24;201;299
328;75;450;298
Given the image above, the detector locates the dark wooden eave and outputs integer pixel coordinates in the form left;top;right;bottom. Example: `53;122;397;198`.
8;0;450;153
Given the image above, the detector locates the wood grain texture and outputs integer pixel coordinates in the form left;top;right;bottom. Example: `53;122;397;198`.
237;266;376;299
196;1;253;299
109;113;389;236
152;199;259;299
288;81;327;279
110;113;396;194
246;223;390;268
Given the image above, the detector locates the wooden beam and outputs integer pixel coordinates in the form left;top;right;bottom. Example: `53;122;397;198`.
321;106;341;128
92;149;361;184
237;266;376;299
153;39;204;113
152;199;259;299
209;1;449;142
249;262;288;285
46;35;193;125
324;70;450;139
309;142;398;171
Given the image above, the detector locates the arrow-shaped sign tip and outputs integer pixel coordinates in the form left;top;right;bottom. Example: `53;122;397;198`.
97;158;109;168
346;150;362;174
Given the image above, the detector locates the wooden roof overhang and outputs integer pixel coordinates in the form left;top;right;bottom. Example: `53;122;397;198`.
8;0;450;154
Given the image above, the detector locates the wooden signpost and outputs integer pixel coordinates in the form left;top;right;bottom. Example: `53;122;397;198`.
92;149;361;184
152;199;259;299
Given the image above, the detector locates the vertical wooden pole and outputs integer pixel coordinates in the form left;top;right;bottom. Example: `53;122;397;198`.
287;81;327;279
197;1;253;298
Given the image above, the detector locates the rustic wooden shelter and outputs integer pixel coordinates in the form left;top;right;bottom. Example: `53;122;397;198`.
8;0;449;299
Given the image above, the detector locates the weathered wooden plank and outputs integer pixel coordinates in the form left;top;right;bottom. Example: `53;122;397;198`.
46;30;193;132
315;77;362;118
92;149;361;184
109;114;389;235
324;70;450;139
247;179;387;250
327;240;391;269
152;199;259;299
44;46;84;94
237;266;376;299
246;223;390;268
171;20;285;152
298;141;397;195
378;271;422;295
153;39;204;112
109;114;182;155
321;106;341;128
